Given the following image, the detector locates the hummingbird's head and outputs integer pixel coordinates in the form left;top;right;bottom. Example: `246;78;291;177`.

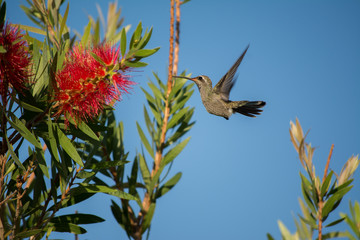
173;75;212;89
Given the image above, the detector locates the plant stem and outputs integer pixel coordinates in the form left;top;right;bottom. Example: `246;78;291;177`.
318;144;334;240
137;1;181;239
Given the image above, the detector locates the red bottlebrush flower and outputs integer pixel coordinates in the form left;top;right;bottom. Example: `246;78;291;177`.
0;23;31;96
53;44;134;126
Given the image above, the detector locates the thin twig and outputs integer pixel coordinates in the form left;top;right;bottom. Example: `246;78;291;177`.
138;1;181;239
322;144;334;184
173;0;181;77
318;144;334;240
0;190;17;206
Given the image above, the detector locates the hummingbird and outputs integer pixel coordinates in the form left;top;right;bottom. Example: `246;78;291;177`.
173;45;266;120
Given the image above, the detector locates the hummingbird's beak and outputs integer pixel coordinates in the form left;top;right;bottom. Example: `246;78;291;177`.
172;76;195;81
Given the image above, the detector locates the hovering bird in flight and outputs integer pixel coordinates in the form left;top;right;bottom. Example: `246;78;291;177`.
174;45;266;120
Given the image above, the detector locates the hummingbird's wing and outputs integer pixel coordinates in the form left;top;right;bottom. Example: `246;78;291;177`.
213;45;249;101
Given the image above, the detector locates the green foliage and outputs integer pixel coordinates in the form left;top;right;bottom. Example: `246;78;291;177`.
0;1;158;239
267;119;359;240
83;72;195;238
340;201;360;240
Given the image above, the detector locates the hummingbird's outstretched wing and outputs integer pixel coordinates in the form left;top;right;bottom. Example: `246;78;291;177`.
213;45;249;101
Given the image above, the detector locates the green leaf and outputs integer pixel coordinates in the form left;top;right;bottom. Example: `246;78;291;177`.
68;118;99;142
130;21;142;48
55;125;84;167
85;159;128;170
134;48;159;57
81;21;92;46
59;3;69;38
139;153;150;188
110;200;122;223
266;233;275;240
167;119;195;146
54;193;95;210
141;87;161;124
124;60;148;68
90;51;106;66
47;118;60;163
324;217;345;227
71;184;138;201
120;28;126;57
141;202;155;233
162;137;190;166
0;1;6;27
322;185;353;219
76;171;95;179
137;27;153;49
328;179;353;196
7;113;42;149
148;81;165;101
156;172;182;198
300;173;317;215
19;24;46;35
298;214;317;229
136;122;154;159
321;171;333;197
50;213;105;224
36;148;49;178
13;98;43;112
143;106;155;138
4;159;15;176
51;222;86;234
5;135;25;171
278;220;293;239
15;229;43;238
167;107;189;130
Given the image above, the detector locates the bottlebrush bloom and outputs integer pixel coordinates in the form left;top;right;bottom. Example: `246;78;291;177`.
52;44;134;126
0;23;31;96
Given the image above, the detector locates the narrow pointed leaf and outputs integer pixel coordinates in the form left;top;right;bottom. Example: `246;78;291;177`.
51;222;86;234
55;125;83;167
139;154;150;187
71;184;137;201
141;203;155;233
81;21;91;46
68;118;99;142
324;217;345;227
85;159;128;170
124;60;148;68
167;107;189;130
50;213;104;224
15;229;43;238
148;82;165;101
47;118;60;163
7;113;42;149
13;98;43;112
5;135;25;171
19;24;46;35
136;122;154;159
162;137;190;166
278;220;293;239
59;3;69;38
323;185;353;218
134;48;159;57
120;28;126;57
321;171;333;197
156;172;182;198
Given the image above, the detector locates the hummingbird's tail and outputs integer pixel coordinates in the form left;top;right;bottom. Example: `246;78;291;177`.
232;101;266;117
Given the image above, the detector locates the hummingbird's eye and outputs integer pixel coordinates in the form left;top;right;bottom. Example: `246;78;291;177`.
198;76;203;81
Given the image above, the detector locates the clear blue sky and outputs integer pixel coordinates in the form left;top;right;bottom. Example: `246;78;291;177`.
8;1;360;239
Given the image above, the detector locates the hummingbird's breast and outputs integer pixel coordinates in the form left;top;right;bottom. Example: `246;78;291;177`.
201;93;232;118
